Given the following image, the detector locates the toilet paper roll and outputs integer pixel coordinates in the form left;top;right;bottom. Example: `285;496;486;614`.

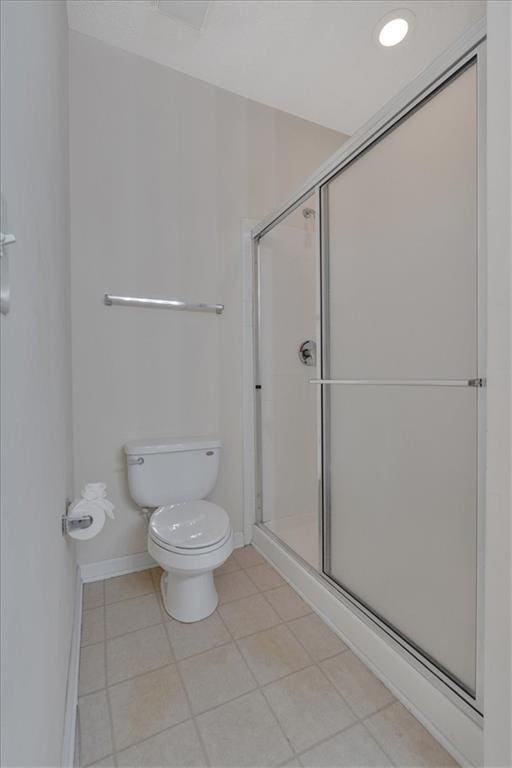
66;499;106;541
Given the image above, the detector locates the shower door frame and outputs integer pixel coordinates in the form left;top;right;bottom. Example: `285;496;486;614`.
252;23;486;719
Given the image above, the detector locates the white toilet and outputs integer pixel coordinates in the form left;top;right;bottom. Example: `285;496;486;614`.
124;436;233;623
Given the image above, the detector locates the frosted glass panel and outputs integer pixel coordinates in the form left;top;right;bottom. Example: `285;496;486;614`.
324;64;479;694
259;198;320;568
328;385;477;691
326;65;477;380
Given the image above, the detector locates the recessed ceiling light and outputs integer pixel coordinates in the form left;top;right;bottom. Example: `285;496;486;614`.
379;17;408;46
375;9;415;49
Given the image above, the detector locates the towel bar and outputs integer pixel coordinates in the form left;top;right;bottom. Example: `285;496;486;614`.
104;294;224;314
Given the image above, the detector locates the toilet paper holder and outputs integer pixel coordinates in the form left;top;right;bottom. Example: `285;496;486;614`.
61;501;94;536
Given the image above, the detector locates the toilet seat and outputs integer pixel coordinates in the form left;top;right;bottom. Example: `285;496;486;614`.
149;500;231;555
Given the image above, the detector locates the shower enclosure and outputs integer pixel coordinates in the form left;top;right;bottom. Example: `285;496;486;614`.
253;40;485;718
257;195;320;569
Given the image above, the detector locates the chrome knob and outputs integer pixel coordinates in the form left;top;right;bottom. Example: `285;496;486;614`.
298;340;316;367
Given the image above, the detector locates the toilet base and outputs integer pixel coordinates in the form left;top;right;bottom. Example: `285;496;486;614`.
160;570;218;623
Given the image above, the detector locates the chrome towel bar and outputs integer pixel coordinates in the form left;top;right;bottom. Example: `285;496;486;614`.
104;294;224;315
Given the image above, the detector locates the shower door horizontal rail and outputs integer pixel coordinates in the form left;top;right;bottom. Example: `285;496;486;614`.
310;378;486;387
104;294;224;314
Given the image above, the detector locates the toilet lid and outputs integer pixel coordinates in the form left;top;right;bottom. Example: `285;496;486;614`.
149;500;231;550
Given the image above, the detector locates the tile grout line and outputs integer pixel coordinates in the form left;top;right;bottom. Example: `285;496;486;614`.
313;655;367;722
79;581;114;768
231;632;298;763
218;591;298;762
113;721;197;766
293;716;382;765
215;580;383;764
154;569;212;768
82;586;154;613
81;651;398;767
79;557;403;767
88;584;311;690
94;558;303;613
108;710;401;768
103;583;118;767
80;568;340;693
257;660;360;763
275;613;400;764
359;716;399;768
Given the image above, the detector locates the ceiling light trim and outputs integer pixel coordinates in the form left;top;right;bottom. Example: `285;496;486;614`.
374;9;416;50
151;0;211;33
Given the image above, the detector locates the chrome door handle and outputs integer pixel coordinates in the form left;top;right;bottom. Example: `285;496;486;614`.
309;378;486;387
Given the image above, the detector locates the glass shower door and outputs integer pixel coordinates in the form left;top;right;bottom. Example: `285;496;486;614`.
321;63;480;696
257;196;321;569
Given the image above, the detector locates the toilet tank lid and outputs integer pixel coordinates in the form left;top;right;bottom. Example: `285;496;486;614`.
124;436;221;456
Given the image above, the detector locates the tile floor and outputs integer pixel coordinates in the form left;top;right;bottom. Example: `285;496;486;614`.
78;546;458;768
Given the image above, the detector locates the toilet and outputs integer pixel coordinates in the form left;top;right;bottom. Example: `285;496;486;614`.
124;436;233;622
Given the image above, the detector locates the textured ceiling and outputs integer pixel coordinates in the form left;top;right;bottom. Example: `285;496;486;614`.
67;0;485;134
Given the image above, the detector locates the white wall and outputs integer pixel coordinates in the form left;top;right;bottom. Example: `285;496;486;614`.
0;2;76;766
69;31;346;565
484;1;512;764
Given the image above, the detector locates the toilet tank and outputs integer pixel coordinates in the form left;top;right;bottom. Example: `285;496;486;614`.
124;437;221;508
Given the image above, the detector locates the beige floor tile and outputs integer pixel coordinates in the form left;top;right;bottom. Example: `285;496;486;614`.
83;581;105;610
246;564;286;592
288;614;347;661
263;666;355;753
82;607;105;647
116;720;206;767
178;642;257;714
215;553;241;575
321;651;394;718
215;570;258;604
78;690;113;766
218;594;281;639
366;701;459;767
79;642;106;695
196;690;293;767
105;570;155;604
299;722;393;767
239;624;312;684
109;665;189;751
265;586;311;621
106;624;173;684
150;567;163;592
233;545;265;568
165;611;230;660
105;594;162;639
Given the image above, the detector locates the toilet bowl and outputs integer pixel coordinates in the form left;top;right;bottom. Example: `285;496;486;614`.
124;436;233;622
148;500;233;622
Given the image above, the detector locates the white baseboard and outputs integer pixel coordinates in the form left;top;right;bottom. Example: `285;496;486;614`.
252;525;483;768
61;565;82;767
80;551;156;583
80;532;247;583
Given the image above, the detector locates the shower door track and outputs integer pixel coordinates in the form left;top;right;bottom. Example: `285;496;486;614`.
252;20;486;722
